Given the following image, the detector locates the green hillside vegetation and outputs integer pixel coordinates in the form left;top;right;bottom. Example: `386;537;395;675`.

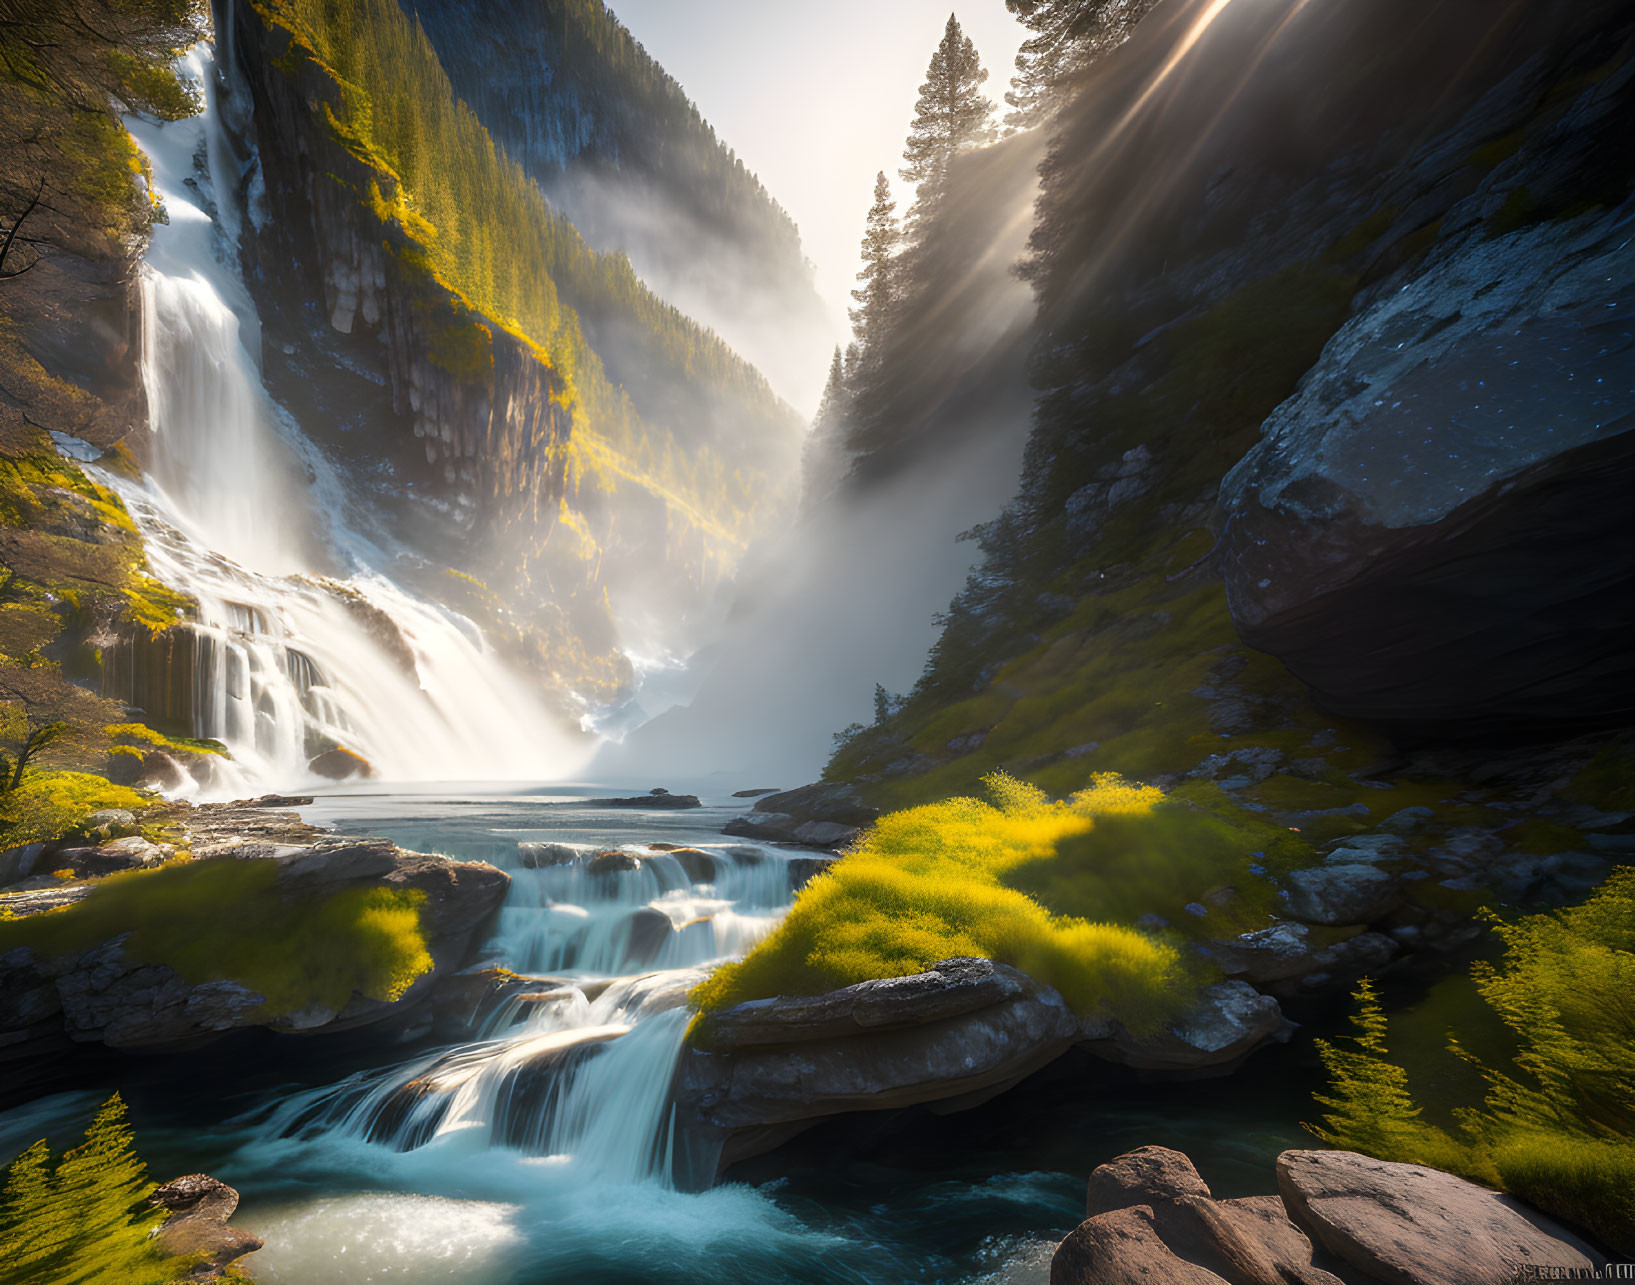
259;0;797;526
692;772;1202;1033
1309;868;1635;1251
0;857;433;1017
0;1094;192;1285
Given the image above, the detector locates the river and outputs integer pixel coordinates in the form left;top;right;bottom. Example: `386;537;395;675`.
0;785;1313;1282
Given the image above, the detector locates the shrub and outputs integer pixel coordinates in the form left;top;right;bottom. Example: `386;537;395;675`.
1309;868;1635;1250
0;857;432;1018
0;1093;184;1284
0;770;150;848
692;772;1193;1033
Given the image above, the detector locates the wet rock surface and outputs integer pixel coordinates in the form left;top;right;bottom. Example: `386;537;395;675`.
150;1173;263;1280
1053;1146;1604;1285
722;782;878;851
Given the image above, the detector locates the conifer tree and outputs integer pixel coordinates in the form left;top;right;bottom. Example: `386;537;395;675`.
848;171;902;358
1307;979;1456;1166
801;346;853;505
1003;0;1162;128
900;14;995;230
0;1093;176;1285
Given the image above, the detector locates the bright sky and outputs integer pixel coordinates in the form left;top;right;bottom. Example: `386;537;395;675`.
607;1;1026;343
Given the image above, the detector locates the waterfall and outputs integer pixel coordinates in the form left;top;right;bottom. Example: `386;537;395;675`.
112;46;586;792
253;837;796;1195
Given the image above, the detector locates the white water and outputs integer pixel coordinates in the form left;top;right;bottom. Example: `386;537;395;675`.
113;48;586;793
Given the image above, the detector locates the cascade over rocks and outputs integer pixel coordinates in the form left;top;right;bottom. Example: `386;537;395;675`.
1052;1146;1605;1285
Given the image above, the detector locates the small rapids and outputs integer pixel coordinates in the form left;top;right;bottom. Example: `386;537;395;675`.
110;46;584;795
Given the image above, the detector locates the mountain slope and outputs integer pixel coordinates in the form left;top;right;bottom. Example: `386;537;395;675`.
406;0;837;408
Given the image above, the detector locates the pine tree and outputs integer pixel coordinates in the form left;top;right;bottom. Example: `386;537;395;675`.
848;171;902;357
1307;980;1458;1167
1003;0;1163;128
900;14;995;230
801;346;852;505
0;1093;176;1285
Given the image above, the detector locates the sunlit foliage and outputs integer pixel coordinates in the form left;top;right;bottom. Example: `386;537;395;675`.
0;1094;181;1285
1309;868;1635;1250
260;0;795;520
693;772;1193;1031
0;858;433;1018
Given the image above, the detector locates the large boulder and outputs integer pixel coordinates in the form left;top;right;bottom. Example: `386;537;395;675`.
1220;192;1635;738
1055;1147;1344;1285
675;958;1078;1174
1276;1150;1605;1285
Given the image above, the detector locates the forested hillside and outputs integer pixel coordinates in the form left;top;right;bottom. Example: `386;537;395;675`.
406;0;836;406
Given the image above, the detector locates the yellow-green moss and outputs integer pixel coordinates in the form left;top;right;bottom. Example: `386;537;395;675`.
103;723;226;759
692;773;1197;1032
0;857;433;1017
0;771;150;848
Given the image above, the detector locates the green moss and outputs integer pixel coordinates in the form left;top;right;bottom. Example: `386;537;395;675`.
1565;739;1635;813
0;771;150;848
0;857;433;1018
692;773;1198;1033
103;723;226;759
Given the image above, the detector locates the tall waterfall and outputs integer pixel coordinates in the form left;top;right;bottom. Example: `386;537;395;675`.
113;47;585;792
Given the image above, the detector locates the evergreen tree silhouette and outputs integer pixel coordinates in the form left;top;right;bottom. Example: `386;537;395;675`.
0;1093;178;1284
900;14;995;237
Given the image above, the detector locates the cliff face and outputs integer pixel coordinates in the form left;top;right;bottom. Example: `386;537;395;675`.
222;0;794;705
406;0;836;407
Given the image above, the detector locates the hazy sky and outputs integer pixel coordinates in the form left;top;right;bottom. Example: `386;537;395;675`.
608;1;1026;346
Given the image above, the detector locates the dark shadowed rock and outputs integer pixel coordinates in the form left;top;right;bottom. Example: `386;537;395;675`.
722;781;877;850
1276;1149;1605;1285
601;793;701;809
1088;981;1291;1073
1221;197;1635;739
150;1173;263;1280
624;907;674;964
732;788;782;798
1284;865;1401;926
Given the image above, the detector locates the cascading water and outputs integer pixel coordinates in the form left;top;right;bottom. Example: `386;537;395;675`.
109;47;585;792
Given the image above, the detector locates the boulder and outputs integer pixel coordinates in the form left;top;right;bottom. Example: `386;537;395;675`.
1220;200;1635;739
1055;1147;1344;1285
1089;981;1291;1073
1276;1149;1605;1285
65;835;173;878
150;1173;263;1280
661;847;716;882
587;850;641;876
1200;923;1316;984
1086;1146;1213;1216
308;745;374;780
1284;865;1400;926
732;788;782;798
722;782;878;849
675;958;1079;1173
624;907;674;965
517;841;580;868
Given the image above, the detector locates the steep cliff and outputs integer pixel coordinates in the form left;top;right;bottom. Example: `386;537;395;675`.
405;0;835;407
221;0;804;707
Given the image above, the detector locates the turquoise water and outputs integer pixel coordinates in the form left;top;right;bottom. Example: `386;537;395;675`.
0;785;1317;1283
